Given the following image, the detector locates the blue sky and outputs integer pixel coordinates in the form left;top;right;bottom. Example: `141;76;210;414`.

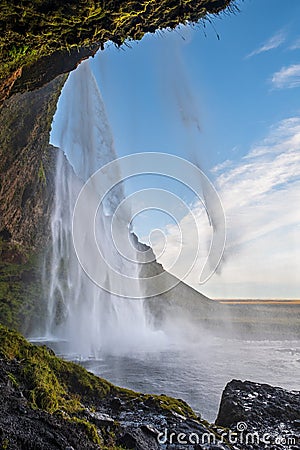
90;0;300;169
52;0;300;298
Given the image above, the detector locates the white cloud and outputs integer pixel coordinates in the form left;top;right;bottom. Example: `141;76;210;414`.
289;37;300;50
211;159;232;174
152;117;300;299
271;64;300;89
246;30;286;59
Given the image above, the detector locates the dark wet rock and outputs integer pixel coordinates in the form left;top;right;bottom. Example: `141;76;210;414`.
141;424;160;437
110;396;123;411
0;385;99;449
216;379;300;449
88;411;115;427
117;428;159;450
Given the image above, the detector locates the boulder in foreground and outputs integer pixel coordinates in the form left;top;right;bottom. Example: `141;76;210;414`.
216;379;300;450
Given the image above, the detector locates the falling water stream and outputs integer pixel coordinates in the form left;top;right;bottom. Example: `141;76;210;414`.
44;62;160;357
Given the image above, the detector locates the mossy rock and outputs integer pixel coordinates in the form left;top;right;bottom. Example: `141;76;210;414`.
0;324;197;419
0;0;236;99
0;326;234;449
0;250;45;333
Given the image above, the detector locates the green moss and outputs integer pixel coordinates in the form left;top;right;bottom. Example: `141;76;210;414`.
1;327;116;444
143;392;198;419
1;438;9;450
0;252;44;333
113;386;197;419
103;447;126;450
0;325;199;421
7;371;19;388
38;161;46;185
0;325;112;414
0;325;211;447
70;417;102;445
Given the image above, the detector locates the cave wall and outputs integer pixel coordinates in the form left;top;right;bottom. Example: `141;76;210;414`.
0;0;235;331
0;75;67;256
0;75;67;333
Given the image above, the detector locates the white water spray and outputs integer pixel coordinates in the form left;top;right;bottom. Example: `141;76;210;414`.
45;62;156;357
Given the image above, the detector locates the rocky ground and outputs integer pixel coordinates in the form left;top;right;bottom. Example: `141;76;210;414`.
0;325;299;450
0;325;233;450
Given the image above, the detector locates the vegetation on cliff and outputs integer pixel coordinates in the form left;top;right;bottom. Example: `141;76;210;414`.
0;325;229;448
0;250;43;333
0;0;236;99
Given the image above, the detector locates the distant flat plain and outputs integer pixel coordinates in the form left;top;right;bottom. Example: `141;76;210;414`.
216;299;300;305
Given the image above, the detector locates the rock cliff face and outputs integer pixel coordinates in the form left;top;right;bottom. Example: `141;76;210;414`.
133;236;220;332
0;76;66;255
0;75;68;333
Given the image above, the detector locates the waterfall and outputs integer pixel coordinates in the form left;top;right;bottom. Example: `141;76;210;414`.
45;61;152;357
